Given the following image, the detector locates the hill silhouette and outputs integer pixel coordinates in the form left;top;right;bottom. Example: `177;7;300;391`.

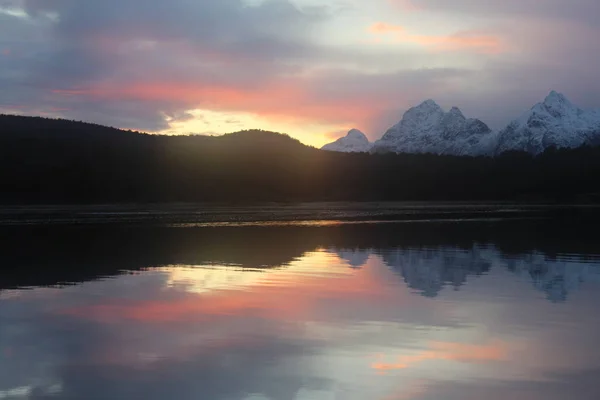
1;114;600;203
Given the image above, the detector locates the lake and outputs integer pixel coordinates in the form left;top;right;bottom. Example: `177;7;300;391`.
2;212;600;400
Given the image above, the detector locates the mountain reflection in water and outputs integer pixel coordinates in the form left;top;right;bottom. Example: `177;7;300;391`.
1;219;600;400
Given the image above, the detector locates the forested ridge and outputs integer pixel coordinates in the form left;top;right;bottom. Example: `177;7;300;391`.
1;114;600;204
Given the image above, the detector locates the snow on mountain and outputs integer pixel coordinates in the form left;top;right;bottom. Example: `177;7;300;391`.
371;100;495;156
495;91;600;155
322;92;600;157
321;129;373;153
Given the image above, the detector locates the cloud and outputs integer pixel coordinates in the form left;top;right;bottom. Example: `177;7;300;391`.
0;0;508;139
389;0;600;26
410;31;505;54
368;23;506;54
38;63;476;138
1;0;329;128
407;366;600;400
369;22;406;34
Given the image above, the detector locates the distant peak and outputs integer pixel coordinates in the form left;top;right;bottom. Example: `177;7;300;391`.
321;128;372;152
404;99;444;118
347;129;368;139
418;99;442;109
543;91;572;107
547;90;564;98
449;106;465;118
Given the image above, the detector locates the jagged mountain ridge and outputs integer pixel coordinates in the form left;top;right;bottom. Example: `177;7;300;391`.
495;91;600;155
321;129;372;153
371;100;495;156
321;92;600;156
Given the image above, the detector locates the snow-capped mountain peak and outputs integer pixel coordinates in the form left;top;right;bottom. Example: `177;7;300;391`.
397;100;445;132
544;90;572;107
496;91;600;154
346;129;368;140
321;129;372;153
449;106;465;119
531;90;580;118
371;100;494;156
418;99;443;110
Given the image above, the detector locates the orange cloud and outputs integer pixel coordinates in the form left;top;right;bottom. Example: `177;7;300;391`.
51;77;386;133
369;22;405;34
47;33;477;144
411;32;506;54
372;339;509;372
367;23;506;54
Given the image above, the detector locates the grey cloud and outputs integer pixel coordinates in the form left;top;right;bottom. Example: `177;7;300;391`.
0;0;331;130
23;0;324;58
450;61;600;130
410;0;600;26
303;67;479;137
412;367;600;400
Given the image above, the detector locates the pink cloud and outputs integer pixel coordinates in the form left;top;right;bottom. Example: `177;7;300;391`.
410;32;507;54
50;77;390;134
367;23;507;54
411;31;507;54
48;63;476;141
369;22;406;34
43;26;479;140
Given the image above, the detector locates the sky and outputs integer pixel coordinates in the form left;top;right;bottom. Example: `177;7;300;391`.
1;0;600;147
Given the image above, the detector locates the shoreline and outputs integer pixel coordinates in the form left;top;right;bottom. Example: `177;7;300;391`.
1;202;598;226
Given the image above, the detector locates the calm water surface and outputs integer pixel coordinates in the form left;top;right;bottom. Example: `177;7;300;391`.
1;219;600;400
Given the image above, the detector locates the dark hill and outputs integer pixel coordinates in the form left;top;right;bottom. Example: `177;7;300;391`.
1;114;600;204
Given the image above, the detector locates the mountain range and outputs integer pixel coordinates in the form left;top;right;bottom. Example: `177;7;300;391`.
322;91;600;156
3;110;600;203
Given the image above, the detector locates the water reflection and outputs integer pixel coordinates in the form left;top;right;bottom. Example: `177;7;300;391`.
381;247;493;298
1;220;600;400
381;246;600;302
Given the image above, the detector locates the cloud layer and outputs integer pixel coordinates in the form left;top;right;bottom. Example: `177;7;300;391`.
1;0;600;144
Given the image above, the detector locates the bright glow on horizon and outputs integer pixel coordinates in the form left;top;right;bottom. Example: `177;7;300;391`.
160;109;349;148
